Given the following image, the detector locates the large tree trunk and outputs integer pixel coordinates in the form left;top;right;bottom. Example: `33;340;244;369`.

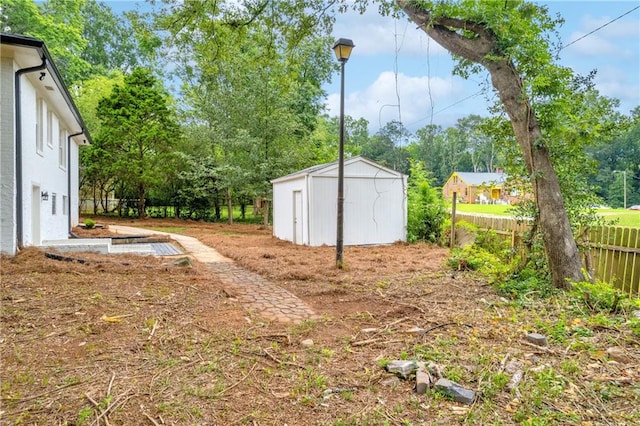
138;182;146;219
399;1;583;288
227;187;233;225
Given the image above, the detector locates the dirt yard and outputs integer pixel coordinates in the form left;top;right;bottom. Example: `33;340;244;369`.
1;218;639;425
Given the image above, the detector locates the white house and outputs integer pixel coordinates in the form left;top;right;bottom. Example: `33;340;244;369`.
271;156;407;246
1;33;90;255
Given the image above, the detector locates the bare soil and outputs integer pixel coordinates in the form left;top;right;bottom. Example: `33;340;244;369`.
1;218;638;425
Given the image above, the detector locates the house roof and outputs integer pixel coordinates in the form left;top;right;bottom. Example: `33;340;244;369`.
1;32;91;145
454;172;506;187
271;156;405;184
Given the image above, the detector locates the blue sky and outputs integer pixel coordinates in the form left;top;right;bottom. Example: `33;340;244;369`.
325;1;640;133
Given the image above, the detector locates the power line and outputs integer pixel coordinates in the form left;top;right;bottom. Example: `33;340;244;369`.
560;5;640;52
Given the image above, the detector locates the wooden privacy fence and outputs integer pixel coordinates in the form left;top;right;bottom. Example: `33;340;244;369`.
454;212;640;297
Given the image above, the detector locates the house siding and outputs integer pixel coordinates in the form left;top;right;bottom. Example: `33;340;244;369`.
1;57;17;254
21;79;72;244
1;34;90;255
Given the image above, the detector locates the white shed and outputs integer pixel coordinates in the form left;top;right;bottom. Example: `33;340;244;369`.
271;156;407;246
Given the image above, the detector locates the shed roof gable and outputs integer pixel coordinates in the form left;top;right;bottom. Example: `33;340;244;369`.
271;156;405;184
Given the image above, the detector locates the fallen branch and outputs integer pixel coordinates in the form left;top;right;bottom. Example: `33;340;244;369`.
148;320;159;340
520;340;556;354
423;322;473;335
143;411;161;426
262;348;305;369
214;362;258;397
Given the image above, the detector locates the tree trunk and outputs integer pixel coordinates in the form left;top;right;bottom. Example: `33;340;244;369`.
262;200;270;228
226;187;233;225
398;1;583;288
137;183;146;219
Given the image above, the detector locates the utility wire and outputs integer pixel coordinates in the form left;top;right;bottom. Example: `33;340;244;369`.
559;5;640;52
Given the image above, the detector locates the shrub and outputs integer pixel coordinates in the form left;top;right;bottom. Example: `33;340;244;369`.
570;280;632;314
406;160;448;243
84;219;96;229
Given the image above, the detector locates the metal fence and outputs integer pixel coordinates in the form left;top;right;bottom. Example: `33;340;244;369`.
454;212;640;296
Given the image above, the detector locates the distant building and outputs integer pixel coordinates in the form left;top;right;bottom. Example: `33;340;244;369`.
442;171;523;204
1;33;90;255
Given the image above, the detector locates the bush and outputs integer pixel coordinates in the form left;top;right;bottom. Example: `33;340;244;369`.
406;160;448;243
570;280;632;314
84;219;96;229
448;245;510;283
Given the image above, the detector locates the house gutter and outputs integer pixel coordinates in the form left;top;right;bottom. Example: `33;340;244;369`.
15;57;47;249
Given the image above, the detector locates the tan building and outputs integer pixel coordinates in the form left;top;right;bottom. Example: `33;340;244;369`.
442;172;521;204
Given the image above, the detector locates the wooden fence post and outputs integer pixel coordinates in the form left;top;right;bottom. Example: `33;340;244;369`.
450;192;457;249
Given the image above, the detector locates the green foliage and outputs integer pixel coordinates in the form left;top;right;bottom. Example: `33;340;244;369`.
406;160;448;243
447;221;511;283
569;280;633;314
96;67;182;218
448;245;510;283
495;268;556;301
83;218;95;229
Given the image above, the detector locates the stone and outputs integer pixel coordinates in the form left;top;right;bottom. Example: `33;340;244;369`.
525;332;548;347
434;378;476;405
380;376;401;388
606;346;631;364
386;360;418;379
170;256;193;268
415;369;432;394
632;310;640;319
301;339;314;348
504;360;523;374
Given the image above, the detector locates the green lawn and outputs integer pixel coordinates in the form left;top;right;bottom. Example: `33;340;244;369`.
452;203;640;227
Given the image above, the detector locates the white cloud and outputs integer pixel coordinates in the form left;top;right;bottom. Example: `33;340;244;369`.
595;65;640;107
565;31;634;57
332;9;447;57
326;71;480;132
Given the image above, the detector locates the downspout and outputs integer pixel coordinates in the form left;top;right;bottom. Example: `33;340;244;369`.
67;130;84;238
15;57;47;249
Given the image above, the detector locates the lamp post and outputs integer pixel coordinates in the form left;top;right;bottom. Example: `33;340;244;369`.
614;170;627;209
332;38;354;267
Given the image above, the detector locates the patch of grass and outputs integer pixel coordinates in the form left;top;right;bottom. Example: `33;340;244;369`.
146;226;187;233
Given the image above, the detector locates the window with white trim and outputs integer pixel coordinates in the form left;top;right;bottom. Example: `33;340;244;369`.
36;97;44;153
47;111;54;148
58;128;67;169
52;193;57;215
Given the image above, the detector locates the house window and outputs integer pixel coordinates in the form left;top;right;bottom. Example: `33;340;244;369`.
36;98;44;153
52;193;57;215
62;195;68;215
47;111;54;148
58;128;67;169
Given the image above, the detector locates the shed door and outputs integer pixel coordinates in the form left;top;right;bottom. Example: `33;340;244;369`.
293;190;303;244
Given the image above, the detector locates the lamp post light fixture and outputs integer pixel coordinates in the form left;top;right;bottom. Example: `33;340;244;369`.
332;38;354;268
614;170;627;209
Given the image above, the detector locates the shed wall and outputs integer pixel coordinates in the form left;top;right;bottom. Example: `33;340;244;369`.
272;176;308;244
309;175;406;246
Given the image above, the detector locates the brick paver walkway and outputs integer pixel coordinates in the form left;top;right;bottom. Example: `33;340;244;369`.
109;225;318;324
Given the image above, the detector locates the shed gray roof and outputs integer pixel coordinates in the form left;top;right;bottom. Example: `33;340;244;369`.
271;156;404;184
